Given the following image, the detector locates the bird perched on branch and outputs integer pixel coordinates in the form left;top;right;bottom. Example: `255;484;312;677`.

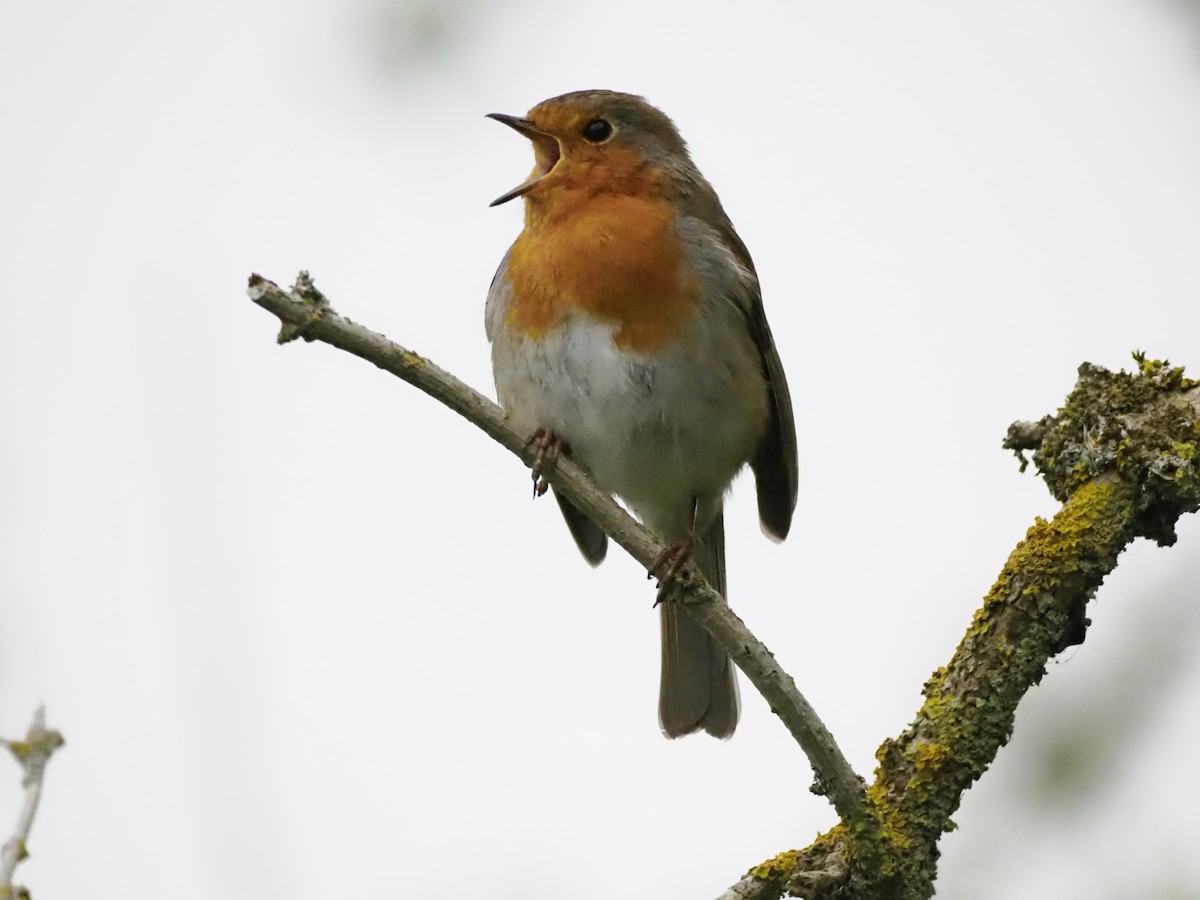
486;90;797;738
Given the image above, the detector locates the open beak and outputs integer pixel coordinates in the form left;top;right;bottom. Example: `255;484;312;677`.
487;113;561;207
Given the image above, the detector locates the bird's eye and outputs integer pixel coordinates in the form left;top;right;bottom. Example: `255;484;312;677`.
582;118;613;143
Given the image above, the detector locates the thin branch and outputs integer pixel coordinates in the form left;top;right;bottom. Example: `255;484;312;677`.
247;271;867;825
1;706;65;894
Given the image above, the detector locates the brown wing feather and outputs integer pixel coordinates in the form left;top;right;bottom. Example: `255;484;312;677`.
746;304;798;540
691;196;798;541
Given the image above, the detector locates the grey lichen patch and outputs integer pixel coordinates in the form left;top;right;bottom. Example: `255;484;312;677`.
1003;353;1200;546
277;270;333;344
748;829;854;900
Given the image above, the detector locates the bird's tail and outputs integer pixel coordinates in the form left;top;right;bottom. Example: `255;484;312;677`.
658;511;739;738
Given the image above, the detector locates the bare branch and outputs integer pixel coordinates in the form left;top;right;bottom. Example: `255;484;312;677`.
247;271;868;824
1;706;65;895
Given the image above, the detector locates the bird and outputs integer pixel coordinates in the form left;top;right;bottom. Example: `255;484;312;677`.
485;90;797;738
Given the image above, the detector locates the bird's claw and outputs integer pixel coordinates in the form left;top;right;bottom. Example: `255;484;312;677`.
650;536;694;606
527;428;565;498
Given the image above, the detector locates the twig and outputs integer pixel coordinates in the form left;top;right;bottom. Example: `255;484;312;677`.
1;706;65;894
247;271;868;825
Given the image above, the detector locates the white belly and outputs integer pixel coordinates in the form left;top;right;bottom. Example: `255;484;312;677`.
490;308;768;538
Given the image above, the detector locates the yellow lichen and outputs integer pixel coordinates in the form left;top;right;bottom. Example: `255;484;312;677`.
748;848;802;881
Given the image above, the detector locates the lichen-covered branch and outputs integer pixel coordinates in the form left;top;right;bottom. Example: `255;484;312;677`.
247;272;867;825
728;356;1200;899
1;707;65;897
250;271;1199;898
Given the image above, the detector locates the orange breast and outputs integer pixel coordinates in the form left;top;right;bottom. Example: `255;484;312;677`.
503;193;699;353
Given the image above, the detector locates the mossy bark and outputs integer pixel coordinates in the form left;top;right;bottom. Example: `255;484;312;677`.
746;357;1200;899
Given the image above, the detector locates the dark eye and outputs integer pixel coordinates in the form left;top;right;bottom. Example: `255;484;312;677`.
583;118;613;142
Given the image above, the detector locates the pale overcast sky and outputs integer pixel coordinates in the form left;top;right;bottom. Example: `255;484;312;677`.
2;2;1199;897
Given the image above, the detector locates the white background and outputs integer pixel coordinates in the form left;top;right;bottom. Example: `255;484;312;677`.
2;1;1199;897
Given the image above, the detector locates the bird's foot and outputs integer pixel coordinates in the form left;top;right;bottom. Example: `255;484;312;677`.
651;536;694;605
526;428;566;498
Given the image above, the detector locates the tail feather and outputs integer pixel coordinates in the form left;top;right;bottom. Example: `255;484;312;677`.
658;511;739;739
553;489;608;565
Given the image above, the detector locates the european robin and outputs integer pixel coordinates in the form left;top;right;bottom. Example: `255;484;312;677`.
486;90;797;738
